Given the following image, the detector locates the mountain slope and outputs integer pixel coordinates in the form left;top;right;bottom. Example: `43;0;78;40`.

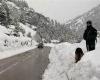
66;4;100;40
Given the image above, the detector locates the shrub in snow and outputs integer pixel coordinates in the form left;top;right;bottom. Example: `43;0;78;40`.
27;32;32;38
4;39;8;47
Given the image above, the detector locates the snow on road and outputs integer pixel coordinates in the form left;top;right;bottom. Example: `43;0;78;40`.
42;39;100;80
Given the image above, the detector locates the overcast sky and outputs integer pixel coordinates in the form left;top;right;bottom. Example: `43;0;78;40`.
25;0;100;23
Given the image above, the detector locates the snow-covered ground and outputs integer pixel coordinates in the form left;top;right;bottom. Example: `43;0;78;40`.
42;38;100;80
0;23;38;59
0;45;36;60
19;23;36;38
44;43;56;48
0;0;38;60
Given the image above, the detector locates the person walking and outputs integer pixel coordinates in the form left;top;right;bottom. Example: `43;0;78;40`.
83;20;97;51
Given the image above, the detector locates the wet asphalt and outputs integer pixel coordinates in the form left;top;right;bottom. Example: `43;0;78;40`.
0;47;51;80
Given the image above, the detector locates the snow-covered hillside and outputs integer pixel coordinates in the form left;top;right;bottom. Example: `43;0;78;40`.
0;23;37;59
65;4;100;43
19;23;36;38
42;38;100;80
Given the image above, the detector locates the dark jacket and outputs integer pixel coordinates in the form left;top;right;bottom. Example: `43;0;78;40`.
83;26;97;43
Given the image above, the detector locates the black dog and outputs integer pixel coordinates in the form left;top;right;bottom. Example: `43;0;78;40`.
75;48;84;63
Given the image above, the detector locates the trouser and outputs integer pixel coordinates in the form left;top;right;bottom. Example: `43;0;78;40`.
86;41;95;51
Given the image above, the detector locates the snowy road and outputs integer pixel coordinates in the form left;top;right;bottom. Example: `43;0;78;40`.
0;47;51;80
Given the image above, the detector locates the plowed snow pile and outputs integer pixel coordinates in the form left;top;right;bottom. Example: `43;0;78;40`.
42;39;100;80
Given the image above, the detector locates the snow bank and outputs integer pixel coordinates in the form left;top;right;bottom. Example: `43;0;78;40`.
0;35;37;59
0;46;36;60
42;39;100;80
0;25;9;34
19;23;36;38
0;24;38;59
44;43;56;48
